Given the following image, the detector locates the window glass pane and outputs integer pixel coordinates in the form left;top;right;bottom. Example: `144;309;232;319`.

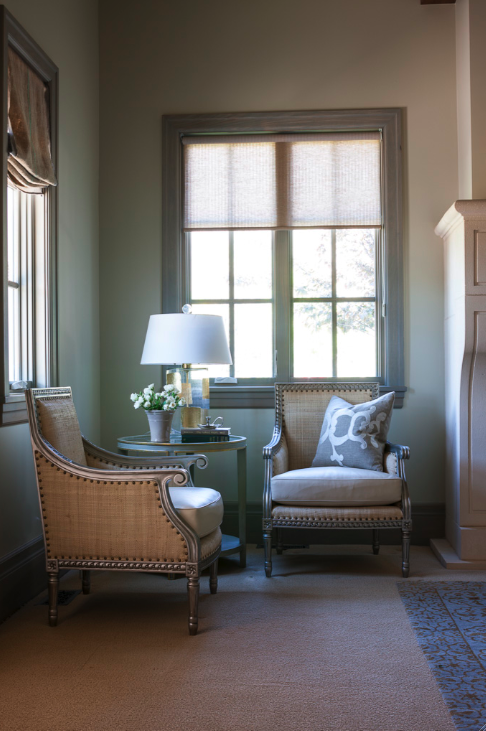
234;230;272;299
336;229;375;298
190;231;229;300
8;285;20;382
190;303;230;378
234;303;273;377
7;186;19;284
293;303;332;377
293;229;332;298
337;302;376;376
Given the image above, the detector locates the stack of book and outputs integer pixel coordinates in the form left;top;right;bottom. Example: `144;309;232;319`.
181;426;231;443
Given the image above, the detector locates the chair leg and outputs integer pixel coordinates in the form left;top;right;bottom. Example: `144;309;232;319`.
372;529;380;555
402;529;411;578
187;577;200;635
264;530;273;577
48;572;59;627
82;570;91;595
209;559;218;594
276;529;283;555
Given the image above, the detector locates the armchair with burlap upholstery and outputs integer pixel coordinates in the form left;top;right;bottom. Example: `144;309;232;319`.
26;387;223;635
263;383;411;578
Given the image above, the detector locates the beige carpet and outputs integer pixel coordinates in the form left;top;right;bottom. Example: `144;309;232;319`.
1;545;484;731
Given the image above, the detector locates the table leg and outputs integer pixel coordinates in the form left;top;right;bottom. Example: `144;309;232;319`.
237;447;247;568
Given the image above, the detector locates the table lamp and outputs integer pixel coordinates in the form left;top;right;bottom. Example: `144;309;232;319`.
141;304;232;430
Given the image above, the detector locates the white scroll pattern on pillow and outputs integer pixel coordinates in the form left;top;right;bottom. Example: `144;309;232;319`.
318;403;388;466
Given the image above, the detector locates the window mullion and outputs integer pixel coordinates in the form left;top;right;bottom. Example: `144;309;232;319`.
229;231;235;379
27;195;35;384
331;229;337;378
377;227;384;379
184;232;191;305
275;229;291;381
20;191;28;382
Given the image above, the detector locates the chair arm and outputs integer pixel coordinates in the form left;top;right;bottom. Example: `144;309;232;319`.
385;441;411;525
83;437;208;479
263;426;284;459
34;441;203;565
263;427;289;522
385;441;410;461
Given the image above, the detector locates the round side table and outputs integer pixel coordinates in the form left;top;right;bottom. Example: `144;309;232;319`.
117;433;247;567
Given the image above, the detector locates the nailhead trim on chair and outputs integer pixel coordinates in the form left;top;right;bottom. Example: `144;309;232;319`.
36;454;189;562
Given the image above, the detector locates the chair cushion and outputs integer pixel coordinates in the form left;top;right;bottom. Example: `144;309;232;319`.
271;466;402;506
200;527;222;559
169;487;223;538
312;392;395;472
36;397;87;466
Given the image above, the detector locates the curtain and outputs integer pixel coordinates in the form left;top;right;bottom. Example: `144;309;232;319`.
7;48;57;194
183;131;381;231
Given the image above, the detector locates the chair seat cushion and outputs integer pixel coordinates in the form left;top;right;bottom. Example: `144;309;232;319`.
200;526;222;560
271;466;402;506
169;487;223;538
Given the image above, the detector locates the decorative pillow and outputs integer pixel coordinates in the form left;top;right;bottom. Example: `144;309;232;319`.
312;392;395;472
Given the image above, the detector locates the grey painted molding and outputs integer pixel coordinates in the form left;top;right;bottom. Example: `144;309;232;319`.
162;109;405;409
222;502;444;547
0;502;444;621
0;7;59;426
211;384;406;410
0;535;45;623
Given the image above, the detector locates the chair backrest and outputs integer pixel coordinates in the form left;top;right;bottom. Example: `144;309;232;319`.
28;387;87;465
277;383;379;471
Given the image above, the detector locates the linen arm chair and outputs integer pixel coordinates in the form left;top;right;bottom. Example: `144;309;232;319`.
263;383;411;578
26;387;223;635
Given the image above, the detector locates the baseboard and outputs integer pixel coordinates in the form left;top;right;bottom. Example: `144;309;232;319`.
431;538;486;570
0;505;445;623
222;502;445;546
0;536;46;623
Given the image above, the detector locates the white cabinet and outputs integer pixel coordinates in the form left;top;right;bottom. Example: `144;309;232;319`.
433;201;486;568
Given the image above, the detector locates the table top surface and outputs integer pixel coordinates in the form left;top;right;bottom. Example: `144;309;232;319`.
117;432;247;452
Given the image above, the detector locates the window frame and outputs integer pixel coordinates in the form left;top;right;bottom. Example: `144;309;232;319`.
162;109;404;408
0;7;58;425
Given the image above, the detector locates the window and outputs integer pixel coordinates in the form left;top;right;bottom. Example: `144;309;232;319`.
187;227;381;384
7;186;48;390
163;110;404;408
189;230;274;380
1;8;58;425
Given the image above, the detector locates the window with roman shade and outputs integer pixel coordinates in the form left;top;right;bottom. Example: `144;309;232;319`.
7;47;57;194
1;7;59;425
163;110;405;409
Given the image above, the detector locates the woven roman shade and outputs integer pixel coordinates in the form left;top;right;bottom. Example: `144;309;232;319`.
183;131;381;231
7;48;57;194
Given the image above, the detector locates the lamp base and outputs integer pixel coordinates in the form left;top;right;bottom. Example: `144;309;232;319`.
167;366;209;428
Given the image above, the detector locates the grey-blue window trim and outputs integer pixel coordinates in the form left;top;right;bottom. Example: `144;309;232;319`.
0;7;59;426
162;109;405;408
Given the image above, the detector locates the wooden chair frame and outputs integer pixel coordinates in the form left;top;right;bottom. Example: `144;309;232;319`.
263;383;412;577
27;387;220;635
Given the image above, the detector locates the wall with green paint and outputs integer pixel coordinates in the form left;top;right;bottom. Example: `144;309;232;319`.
99;0;458;505
0;0;99;561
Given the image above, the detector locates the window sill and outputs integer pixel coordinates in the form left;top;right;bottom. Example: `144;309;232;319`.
210;385;407;410
2;394;28;425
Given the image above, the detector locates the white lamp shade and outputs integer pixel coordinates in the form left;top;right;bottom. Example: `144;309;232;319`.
141;313;233;365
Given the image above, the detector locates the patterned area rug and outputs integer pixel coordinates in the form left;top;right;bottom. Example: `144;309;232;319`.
398;581;486;731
